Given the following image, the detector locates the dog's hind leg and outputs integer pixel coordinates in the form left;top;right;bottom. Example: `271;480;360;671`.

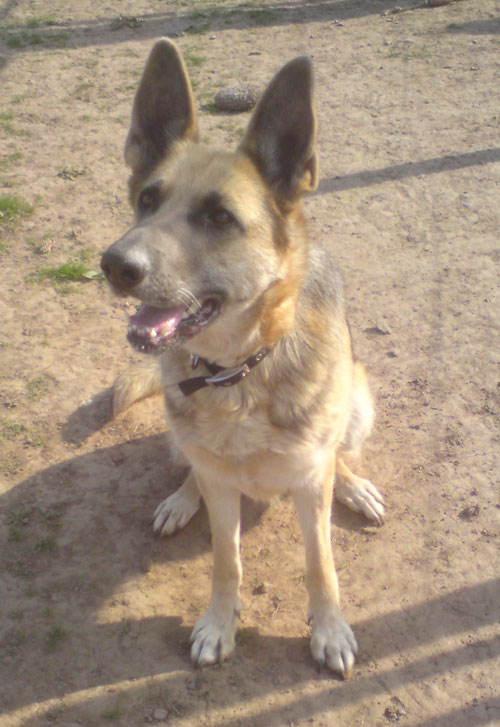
335;458;384;524
153;469;201;536
113;358;163;417
335;362;385;523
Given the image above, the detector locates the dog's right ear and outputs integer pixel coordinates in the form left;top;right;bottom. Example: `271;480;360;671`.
124;39;198;177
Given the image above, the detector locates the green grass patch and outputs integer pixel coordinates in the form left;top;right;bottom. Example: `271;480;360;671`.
2;453;21;478
0;151;22;170
0;420;26;440
29;261;89;283
110;15;143;30
6;32;43;48
26;375;49;400
0;195;33;227
46;625;66;650
7;505;30;527
71;82;95;102
0;111;29;136
6;629;25;654
102;702;121;720
247;9;277;25
11;92;31;104
27;258;103;292
0;418;47;447
57;165;86;180
202;101;223;115
35;536;57;553
25;14;58;28
7;504;30;541
183;48;206;67
189;10;208;21
185;23;210;35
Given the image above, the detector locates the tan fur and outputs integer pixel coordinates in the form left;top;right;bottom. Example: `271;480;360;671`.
112;358;163;417
102;40;385;677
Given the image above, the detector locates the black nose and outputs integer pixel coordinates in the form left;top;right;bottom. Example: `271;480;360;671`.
101;237;150;291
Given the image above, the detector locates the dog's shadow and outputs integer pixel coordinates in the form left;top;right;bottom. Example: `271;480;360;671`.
2;389;374;718
6;391;499;726
61;386;115;444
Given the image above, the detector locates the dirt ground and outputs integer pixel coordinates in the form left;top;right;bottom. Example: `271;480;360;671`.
1;0;499;725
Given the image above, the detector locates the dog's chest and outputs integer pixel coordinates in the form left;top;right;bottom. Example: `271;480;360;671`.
166;379;278;460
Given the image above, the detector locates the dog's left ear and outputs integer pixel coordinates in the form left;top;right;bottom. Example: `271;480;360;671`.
239;56;318;204
125;39;198;178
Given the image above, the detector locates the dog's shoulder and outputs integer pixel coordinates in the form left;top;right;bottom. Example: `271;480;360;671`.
264;243;352;436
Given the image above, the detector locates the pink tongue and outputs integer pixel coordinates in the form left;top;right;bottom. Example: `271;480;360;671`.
130;303;186;333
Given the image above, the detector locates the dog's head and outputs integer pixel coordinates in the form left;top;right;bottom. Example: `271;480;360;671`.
101;40;318;364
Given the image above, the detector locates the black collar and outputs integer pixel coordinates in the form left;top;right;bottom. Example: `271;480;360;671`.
178;349;271;396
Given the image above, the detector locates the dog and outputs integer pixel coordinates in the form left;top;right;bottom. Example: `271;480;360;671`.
101;39;385;678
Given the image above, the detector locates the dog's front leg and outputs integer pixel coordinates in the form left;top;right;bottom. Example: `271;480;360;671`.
293;458;358;678
189;478;242;666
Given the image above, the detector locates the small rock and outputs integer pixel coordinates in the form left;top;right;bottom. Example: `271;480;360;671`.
36;238;53;254
153;708;168;721
139;557;151;573
214;83;261;112
375;318;391;335
459;504;480;520
384;696;407;721
252;581;270;595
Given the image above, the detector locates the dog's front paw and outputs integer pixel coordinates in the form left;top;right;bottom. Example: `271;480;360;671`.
189;607;239;666
153;485;200;536
335;477;385;524
310;607;358;678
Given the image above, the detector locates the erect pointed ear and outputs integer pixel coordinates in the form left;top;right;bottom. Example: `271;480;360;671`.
239;56;318;204
124;39;198;177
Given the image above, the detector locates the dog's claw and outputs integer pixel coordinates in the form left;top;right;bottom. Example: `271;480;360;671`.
309;607;358;678
152;486;200;536
189;610;238;666
335;477;385;523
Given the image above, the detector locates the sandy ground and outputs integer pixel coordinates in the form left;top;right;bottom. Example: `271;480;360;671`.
1;1;499;725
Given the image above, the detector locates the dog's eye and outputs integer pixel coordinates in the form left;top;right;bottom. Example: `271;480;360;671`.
138;186;160;215
208;207;235;226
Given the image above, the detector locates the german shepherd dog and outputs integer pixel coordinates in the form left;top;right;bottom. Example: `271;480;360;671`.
101;40;385;678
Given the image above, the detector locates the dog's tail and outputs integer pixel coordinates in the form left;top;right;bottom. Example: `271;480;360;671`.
113;358;163;417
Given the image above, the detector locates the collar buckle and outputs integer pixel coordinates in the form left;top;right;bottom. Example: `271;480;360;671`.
205;363;250;387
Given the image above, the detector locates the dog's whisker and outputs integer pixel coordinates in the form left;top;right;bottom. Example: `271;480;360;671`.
177;287;201;312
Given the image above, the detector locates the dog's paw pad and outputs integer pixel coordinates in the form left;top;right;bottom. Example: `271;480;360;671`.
152;488;200;536
310;611;358;678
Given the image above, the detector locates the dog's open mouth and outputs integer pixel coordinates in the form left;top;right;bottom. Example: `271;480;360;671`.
127;298;221;353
